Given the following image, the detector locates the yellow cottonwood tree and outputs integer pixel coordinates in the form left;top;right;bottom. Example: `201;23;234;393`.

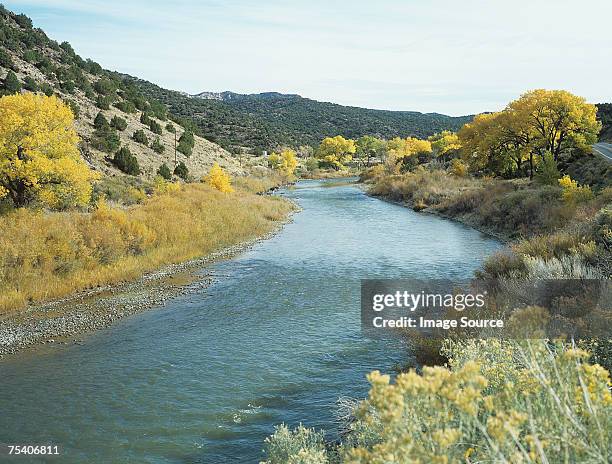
268;149;298;176
204;162;233;193
317;135;356;170
0;93;98;209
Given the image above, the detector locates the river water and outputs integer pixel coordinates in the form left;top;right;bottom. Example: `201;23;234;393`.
0;179;501;463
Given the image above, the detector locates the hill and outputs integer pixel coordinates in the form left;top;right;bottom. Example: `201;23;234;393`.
0;6;242;180
128;79;473;154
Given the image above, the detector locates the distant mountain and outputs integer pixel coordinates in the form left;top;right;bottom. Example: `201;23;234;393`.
129;81;474;153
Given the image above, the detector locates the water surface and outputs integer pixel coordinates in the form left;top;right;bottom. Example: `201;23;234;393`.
0;179;501;463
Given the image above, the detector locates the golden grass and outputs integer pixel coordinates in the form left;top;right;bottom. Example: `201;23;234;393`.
0;183;294;314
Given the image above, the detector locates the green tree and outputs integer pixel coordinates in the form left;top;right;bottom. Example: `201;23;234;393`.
23;76;38;92
165;122;176;133
157;163;172;180
112;146;140;175
149;119;162;135
133;129;148;145
110;115;127;131
151;137;165;154
2;71;21;94
535;152;561;185
355;135;385;168
93;112;109;130
140;112;151;125
174;161;189;180
0;49;14;69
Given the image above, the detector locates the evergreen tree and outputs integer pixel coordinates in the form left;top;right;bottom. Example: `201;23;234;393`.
157;163;172;180
93;112;109;130
110;115;127;131
174;161;189;180
113;147;140;175
133;129;148;145
2;71;21;94
151;137;165;154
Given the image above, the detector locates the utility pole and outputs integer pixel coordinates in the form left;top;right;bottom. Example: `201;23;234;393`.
174;131;177;169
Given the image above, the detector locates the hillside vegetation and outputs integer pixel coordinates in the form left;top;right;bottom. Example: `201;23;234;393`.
0;6;242;180
128;78;472;154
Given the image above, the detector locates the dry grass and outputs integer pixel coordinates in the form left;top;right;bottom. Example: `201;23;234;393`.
0;183;294;314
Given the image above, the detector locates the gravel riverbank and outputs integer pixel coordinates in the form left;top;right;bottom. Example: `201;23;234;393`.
0;216;294;359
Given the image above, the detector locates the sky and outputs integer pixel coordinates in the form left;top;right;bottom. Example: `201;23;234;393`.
4;0;611;115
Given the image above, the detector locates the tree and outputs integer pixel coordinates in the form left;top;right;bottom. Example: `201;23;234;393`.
534;152;560;185
110;115;127;131
174;161;189;180
140;112;151;125
23;76;38;92
429;131;461;157
268;149;297;176
2;71;21;95
204;162;233;192
93;112;109;130
459;89;601;179
133;129;148;145
165;122;176;133
177;130;195;156
0;49;14;69
149;119;162;135
150;137;164;154
0;93;98;208
157;163;172;180
112;146;140;175
317;135;356;170
355;136;385;168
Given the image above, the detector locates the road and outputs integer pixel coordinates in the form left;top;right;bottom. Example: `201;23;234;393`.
593;142;612;162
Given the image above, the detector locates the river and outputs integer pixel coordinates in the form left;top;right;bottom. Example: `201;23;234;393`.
0;179;501;463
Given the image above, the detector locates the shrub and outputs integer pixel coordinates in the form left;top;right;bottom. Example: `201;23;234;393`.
110;115;127;131
204;163;233;193
93;77;115;95
40;82;54;97
165;122;176;133
132;129;148;145
150;137;164;154
174;161;189;180
559;175;594;204
449;158;468;177
140;112;151;125
114;100;137;114
96;95;112;110
264;340;612;464
91;127;120;153
66;100;80;118
157;163;172;180
2;70;21;94
0;48;14;69
262;425;327;464
112;146;140;175
149;119;162;135
535;152;560;185
93;112;109;130
23;76;38;91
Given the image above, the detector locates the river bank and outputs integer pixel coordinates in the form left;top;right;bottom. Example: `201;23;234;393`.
0;214;295;358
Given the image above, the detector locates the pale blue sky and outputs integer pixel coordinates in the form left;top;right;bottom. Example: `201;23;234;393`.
4;0;611;115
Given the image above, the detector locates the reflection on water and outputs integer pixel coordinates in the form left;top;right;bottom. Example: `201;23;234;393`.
0;179;501;463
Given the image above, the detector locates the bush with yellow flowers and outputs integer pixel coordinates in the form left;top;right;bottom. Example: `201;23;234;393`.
263;339;612;464
558;175;594;204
